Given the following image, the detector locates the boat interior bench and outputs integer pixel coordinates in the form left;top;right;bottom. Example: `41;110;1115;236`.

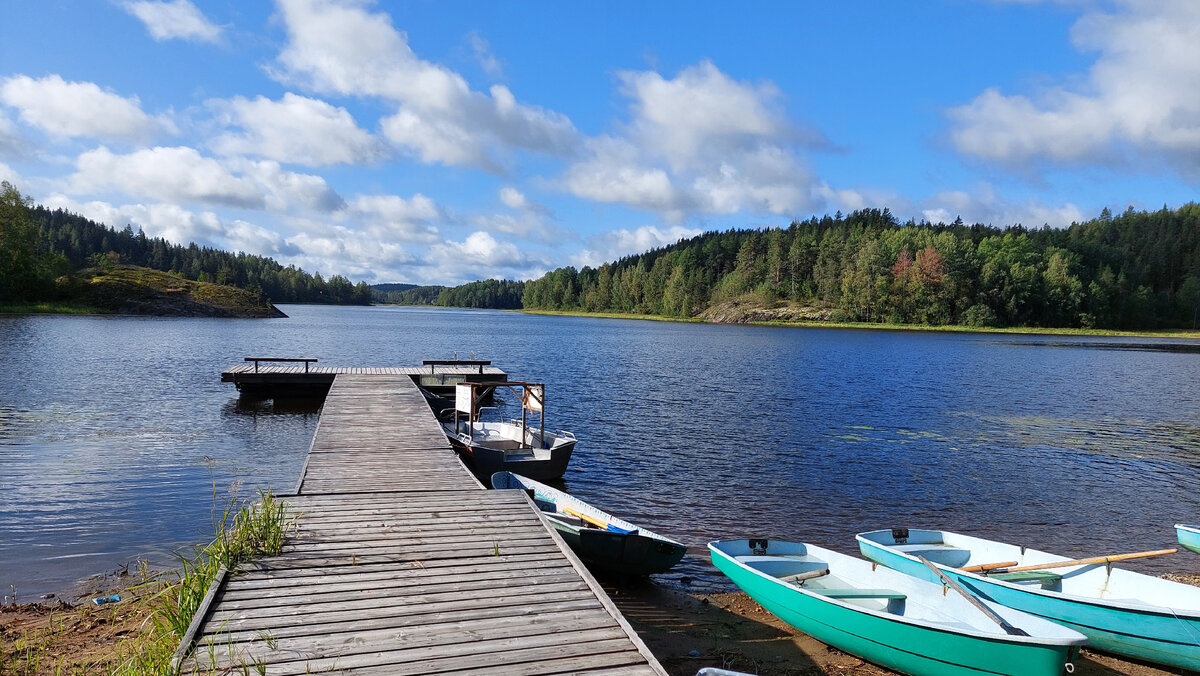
892;543;972;568
988;570;1063;587
812;588;908;600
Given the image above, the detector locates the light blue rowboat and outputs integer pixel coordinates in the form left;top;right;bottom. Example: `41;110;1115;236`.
709;539;1085;676
858;528;1200;670
1178;524;1200;555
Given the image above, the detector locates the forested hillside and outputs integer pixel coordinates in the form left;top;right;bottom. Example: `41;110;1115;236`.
371;284;445;305
521;205;1200;330
371;279;525;308
0;182;371;305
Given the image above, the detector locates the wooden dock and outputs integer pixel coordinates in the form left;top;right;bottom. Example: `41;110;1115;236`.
222;360;507;397
178;372;665;674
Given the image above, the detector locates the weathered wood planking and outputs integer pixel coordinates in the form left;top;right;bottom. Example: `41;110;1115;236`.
182;490;663;675
295;375;477;493
181;372;666;674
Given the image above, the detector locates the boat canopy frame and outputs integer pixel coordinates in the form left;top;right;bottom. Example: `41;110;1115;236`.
453;380;546;449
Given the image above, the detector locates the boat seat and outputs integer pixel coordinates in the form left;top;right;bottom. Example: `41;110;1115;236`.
989;571;1062;584
892;544;972;568
812;588;907;601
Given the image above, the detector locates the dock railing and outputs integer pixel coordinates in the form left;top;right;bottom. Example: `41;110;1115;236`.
244;357;318;373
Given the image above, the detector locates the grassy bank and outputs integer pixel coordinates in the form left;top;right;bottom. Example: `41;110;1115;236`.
520;308;1200;339
0;302;109;315
0;490;293;675
1;265;285;318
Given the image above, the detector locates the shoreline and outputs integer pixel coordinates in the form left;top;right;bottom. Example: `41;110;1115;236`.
5;562;1197;675
518;308;1200;339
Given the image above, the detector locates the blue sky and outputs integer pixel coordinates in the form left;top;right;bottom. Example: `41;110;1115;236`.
1;1;1197;286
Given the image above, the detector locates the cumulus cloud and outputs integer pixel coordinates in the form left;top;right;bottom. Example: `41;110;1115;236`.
122;0;222;43
69;146;344;213
210;93;385;166
0;75;174;142
422;230;548;282
563;136;690;216
270;0;577;171
920;185;1085;228
571;225;703;269
286;227;415;280
562;61;821;220
349;193;442;243
949;0;1200;179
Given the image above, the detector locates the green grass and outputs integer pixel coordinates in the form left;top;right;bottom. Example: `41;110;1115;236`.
0;302;109;314
518;307;1199;338
0;488;294;675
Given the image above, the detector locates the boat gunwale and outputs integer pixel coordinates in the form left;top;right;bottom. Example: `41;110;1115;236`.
856;529;1200;619
709;539;1088;648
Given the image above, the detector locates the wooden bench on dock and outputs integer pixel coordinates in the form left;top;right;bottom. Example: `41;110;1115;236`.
244;356;318;373
421;358;491;374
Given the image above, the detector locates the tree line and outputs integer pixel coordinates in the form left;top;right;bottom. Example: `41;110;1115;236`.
371;279;526;309
519;205;1200;330
0;182;372;306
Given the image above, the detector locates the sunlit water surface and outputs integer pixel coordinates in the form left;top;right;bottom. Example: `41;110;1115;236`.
2;305;1199;599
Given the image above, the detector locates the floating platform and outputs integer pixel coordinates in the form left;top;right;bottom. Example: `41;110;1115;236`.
177;372;664;674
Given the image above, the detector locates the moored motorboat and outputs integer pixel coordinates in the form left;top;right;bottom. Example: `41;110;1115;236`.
1178;524;1200;555
443;381;576;481
858;528;1200;670
493;471;687;575
709;539;1086;676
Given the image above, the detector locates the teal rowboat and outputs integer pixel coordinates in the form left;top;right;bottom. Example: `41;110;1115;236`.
492;472;686;575
858;529;1200;670
709;539;1085;676
1178;524;1200;555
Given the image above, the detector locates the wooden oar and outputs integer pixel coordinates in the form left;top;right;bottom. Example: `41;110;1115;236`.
780;568;830;585
916;555;1029;637
561;507;609;530
961;561;1017;573
986;548;1178;574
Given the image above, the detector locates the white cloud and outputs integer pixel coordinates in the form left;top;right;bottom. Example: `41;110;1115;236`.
0;162;22;188
72;146;261;208
571;225;703;268
211;93;385;166
563;136;689;216
0;75;174;142
286;227;415;280
349;193;442;243
920;185;1085;228
123;0;222;43
41;194;246;250
423;230;548;282
620;60;783;170
498;186;527;210
270;0;577;171
69;146;344;213
949;0;1200;179
0;112;25;158
228;157;345;212
468;31;502;80
562;61;821;219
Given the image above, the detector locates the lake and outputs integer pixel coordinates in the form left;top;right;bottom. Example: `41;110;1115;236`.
2;304;1199;600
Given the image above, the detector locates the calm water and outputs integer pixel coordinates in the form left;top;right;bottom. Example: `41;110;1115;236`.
2;305;1200;599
